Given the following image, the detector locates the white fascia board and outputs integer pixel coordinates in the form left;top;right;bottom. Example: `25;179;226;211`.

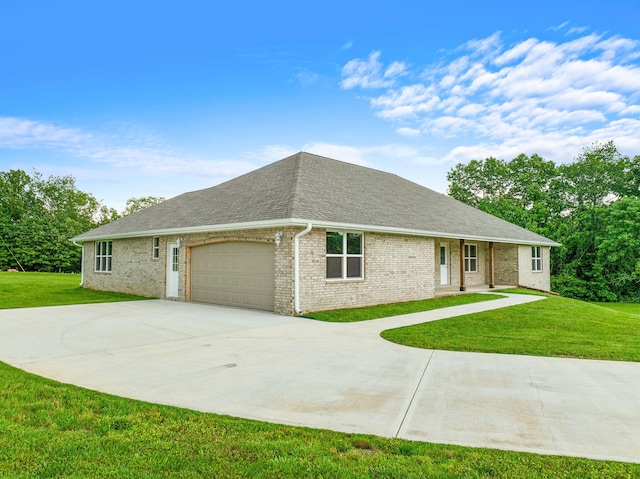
293;219;561;247
71;217;561;247
70;219;302;243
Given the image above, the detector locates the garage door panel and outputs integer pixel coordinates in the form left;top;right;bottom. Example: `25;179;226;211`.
191;242;275;311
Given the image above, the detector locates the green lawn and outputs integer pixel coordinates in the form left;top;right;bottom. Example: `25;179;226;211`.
308;293;503;322
382;290;640;362
1;362;637;478
0;272;147;309
1;274;638;476
591;302;640;317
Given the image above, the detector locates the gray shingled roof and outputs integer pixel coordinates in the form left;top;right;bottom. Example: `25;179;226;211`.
72;152;559;246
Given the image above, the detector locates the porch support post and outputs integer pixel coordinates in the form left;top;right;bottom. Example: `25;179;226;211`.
488;241;495;288
459;239;466;291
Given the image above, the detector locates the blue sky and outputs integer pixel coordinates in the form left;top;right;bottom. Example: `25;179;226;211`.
1;0;639;211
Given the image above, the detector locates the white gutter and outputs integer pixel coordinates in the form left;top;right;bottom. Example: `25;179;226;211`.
294;223;312;314
71;217;560;247
71;240;84;286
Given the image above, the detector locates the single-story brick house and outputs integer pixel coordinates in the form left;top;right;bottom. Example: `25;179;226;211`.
72;152;559;315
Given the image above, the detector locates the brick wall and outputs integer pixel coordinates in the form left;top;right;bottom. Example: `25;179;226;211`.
494;242;519;285
82;237;166;298
298;230;435;313
518;245;551;291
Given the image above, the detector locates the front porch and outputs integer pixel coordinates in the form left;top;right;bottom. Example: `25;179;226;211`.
435;284;517;297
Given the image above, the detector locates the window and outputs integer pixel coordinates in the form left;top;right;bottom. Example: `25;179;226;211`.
532;246;543;272
464;243;477;272
172;245;179;272
152;237;160;259
326;231;363;279
95;241;112;272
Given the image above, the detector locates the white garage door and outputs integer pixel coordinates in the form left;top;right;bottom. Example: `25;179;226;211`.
190;242;275;311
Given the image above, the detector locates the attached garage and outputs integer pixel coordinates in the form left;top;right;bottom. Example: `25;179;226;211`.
190;242;275;311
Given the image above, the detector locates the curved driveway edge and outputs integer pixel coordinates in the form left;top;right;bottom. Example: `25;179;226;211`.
0;294;638;463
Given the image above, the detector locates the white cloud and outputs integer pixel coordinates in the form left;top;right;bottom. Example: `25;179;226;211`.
341;51;407;89
256;144;299;162
0;117;91;149
494;38;539;66
301;142;372;166
341;30;640;164
295;69;320;86
0;116;256;179
548;21;569;32
263;141;442;171
462;32;502;58
567;26;589;35
396;127;421;137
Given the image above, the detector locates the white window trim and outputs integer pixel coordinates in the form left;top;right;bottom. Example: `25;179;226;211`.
532;246;543;272
326;231;364;280
95;240;112;273
152;237;160;259
464;243;478;273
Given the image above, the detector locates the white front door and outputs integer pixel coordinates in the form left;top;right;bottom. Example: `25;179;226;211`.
440;243;449;285
166;242;179;297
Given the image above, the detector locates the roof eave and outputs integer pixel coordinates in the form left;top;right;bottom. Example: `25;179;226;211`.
294;219;561;247
71;217;560;247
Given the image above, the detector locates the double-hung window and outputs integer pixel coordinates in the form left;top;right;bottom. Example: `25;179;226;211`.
464;243;477;272
532;246;543;272
326;231;363;280
95;240;112;272
152;237;160;259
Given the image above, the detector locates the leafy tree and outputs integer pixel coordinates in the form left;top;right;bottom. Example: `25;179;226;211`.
0;170;106;272
447;153;561;234
557;141;638;209
122;196;166;216
595;198;640;301
446;142;639;303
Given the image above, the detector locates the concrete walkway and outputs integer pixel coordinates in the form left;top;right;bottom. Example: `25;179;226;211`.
0;294;638;463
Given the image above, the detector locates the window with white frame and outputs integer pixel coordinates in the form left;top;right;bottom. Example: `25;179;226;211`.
532;246;543;272
172;245;179;272
95;240;112;272
464;243;478;272
152;237;160;259
326;231;363;279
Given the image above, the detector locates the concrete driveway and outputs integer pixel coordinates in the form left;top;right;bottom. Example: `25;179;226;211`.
0;295;638;463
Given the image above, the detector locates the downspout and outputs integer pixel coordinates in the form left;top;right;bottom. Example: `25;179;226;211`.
72;240;84;286
294;223;312;314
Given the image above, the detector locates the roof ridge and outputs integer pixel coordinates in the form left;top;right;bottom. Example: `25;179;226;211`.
287;152;304;218
297;150;408;180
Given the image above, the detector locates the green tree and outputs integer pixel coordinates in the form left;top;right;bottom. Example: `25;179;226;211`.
0;169;107;272
447;153;562;235
558;141;638;209
595;198;640;301
446;142;639;302
122;196;166;216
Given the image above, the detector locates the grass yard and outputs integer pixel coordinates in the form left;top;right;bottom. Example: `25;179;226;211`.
382;290;640;362
1;361;637;478
308;293;503;322
0;272;147;309
1;274;638;476
592;302;640;317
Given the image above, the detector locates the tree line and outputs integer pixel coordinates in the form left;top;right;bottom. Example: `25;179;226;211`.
447;141;639;302
0;169;163;273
